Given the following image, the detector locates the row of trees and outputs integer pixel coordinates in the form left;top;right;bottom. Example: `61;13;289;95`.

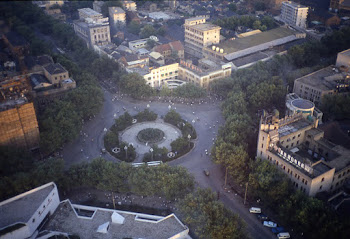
209;26;350;239
213;15;276;32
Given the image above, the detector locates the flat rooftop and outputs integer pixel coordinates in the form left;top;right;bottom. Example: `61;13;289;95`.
278;118;312;137
0;183;55;229
295;66;348;91
211;27;296;54
0;98;28;112
78;8;102;17
43;201;188;239
338;48;350;57
283;1;308;9
190;23;221;31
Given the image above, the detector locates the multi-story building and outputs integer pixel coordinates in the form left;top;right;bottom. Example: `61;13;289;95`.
184;16;221;58
178;59;232;89
153;41;185;59
280;1;309;28
73;8;111;48
257;109;350;197
293;66;350;107
330;0;350;12
203;27;305;62
122;0;137;11
109;7;126;28
0;182;60;239
0;98;40;150
0;182;190;239
43;63;69;86
135;59;232;89
93;0;104;13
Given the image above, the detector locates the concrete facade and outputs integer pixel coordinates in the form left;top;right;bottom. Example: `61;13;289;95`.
122;0;137;11
109;7;126;28
257;112;350;197
0;100;40;150
74;8;111;48
281;1;308;28
336;48;350;68
184;16;221;58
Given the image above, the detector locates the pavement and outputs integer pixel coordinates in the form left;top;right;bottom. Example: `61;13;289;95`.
61;87;276;239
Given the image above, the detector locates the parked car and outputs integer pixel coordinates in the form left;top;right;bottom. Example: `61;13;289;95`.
263;221;277;228
277;232;290;239
257;214;268;220
203;169;210;176
249;207;261;213
271;227;285;234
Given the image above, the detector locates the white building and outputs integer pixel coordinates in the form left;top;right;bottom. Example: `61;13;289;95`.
0;182;60;239
281;1;308;28
0;182;190;239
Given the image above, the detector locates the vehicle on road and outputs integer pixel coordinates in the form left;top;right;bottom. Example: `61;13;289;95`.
277;232;290;239
101;148;106;154
263;221;277;228
257;214;268;221
203;169;210;176
249;207;261;213
271;227;285;234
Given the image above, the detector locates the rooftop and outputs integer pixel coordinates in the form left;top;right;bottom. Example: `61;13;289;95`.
78;8;102;17
283;1;308;9
0;97;28;112
30;74;51;88
0;182;55;229
190;23;221;31
278;118;313;137
295;66;350;91
110;7;125;14
210;27;296;54
44;63;67;75
338;48;350;57
43;200;188;239
291;98;315;110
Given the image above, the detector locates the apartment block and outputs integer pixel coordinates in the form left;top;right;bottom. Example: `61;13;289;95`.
184;16;221;58
335;48;350;68
143;63;180;88
257;110;350;197
330;0;350;12
293;66;350;106
109;7;126;28
93;0;104;13
0;98;40;150
122;0;137;11
281;1;308;28
73;8;111;48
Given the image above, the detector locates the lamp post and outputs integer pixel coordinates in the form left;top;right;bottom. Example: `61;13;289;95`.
187;134;191;148
150;147;154;161
124;145;128;159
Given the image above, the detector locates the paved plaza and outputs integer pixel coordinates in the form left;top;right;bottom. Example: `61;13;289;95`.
120;120;182;154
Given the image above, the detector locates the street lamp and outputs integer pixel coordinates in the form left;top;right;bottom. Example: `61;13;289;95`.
150;147;154;161
124;145;128;159
188;134;191;148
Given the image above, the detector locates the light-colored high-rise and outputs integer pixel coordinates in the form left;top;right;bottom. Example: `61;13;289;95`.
281;1;308;28
184;16;221;58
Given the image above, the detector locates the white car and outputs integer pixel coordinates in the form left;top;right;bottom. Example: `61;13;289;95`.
263;221;277;228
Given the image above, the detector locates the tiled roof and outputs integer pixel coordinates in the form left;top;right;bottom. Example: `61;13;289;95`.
169;41;184;52
44;63;67;75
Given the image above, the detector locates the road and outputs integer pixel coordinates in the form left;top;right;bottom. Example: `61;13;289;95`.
61;86;276;239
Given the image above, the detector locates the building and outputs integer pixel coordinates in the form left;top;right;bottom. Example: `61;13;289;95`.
286;93;323;123
134;59;232;89
122;0;137;11
336;48;350;68
204;27;305;62
178;59;232;88
0;98;40;150
257;111;350;197
0;74;31;102
109;7;126;28
128;36;159;51
43;63;69;86
280;1;309;28
330;0;350;12
0;182;60;239
93;0;105;13
73;8;111;48
153;41;185;59
119;54;149;70
0;182;189;239
293;65;350;106
184;16;221;58
32;1;64;10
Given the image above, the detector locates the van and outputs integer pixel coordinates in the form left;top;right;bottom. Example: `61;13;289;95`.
277;232;290;239
249;207;261;213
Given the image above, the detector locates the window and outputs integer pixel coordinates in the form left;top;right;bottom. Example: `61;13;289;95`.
291;143;294;147
295;173;297;178
32;218;35;223
302;178;305;183
338;174;341;179
305;181;308;185
319;185;322;190
321;177;324;182
261;144;264;149
292;136;295;140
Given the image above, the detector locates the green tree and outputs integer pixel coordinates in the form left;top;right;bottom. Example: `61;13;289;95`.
127;20;141;35
140;24;156;38
171;137;189;154
178;188;248;239
119;73;154;98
